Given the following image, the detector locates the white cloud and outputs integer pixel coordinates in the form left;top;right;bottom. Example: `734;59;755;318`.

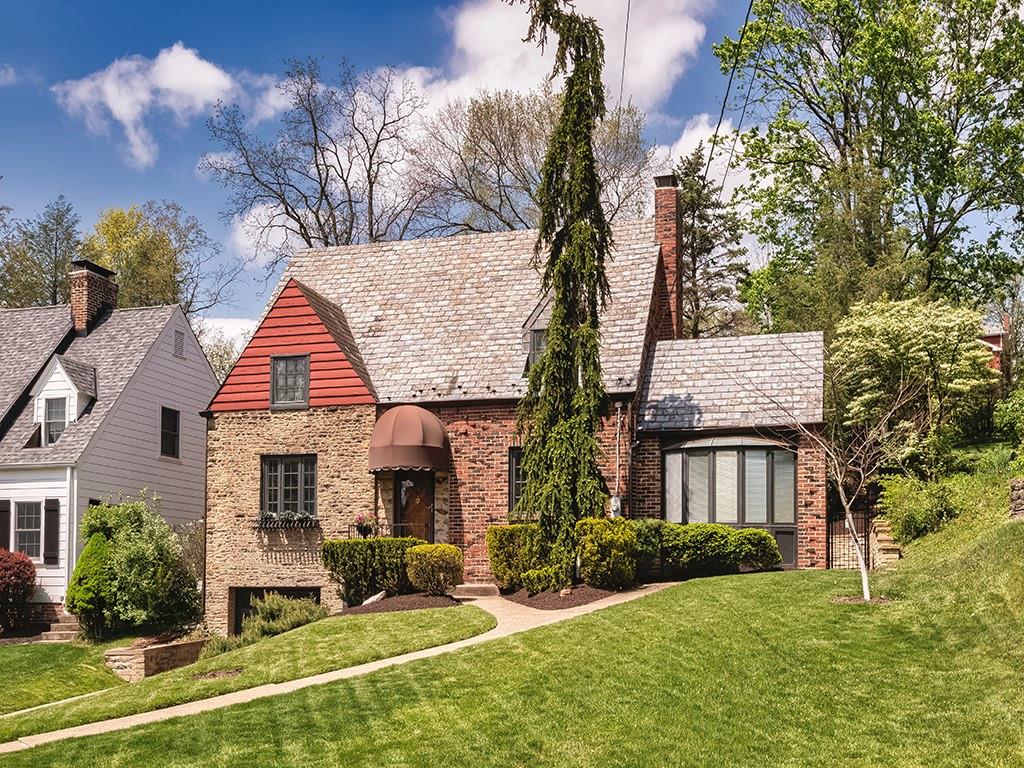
197;316;258;347
52;42;287;169
656;112;751;200
405;0;710;112
0;65;18;87
228;203;301;271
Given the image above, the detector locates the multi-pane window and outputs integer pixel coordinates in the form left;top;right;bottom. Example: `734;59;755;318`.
44;398;66;445
508;447;527;514
160;407;180;458
261;455;317;520
271;355;310;407
526;329;547;371
15;501;41;559
663;447;797;528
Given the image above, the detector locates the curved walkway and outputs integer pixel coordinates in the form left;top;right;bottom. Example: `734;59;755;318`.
0;582;675;754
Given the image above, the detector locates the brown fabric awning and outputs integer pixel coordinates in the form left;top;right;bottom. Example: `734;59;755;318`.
368;405;449;472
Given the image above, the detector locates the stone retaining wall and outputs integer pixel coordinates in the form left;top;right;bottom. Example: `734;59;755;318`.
104;639;208;682
1011;478;1024;520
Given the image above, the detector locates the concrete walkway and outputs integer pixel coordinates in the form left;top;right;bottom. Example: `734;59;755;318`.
0;582;675;754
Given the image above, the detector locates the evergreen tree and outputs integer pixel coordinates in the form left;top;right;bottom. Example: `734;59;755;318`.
0;196;80;307
515;0;612;585
675;145;748;338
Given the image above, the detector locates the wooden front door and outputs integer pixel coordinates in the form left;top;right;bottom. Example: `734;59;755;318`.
395;471;434;542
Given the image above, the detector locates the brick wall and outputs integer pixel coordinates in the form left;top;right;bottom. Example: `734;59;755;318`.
653;178;681;337
796;431;827;568
204;405;376;634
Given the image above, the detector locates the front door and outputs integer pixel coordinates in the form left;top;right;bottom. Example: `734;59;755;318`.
395;471;434;542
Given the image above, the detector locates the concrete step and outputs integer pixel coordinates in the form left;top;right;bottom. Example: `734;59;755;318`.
48;622;80;632
452;583;499;598
39;630;78;642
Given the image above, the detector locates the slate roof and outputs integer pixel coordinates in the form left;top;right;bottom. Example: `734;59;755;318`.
0;306;176;466
278;219;661;402
292;279;377;398
0;305;73;427
56;355;97;399
638;332;824;431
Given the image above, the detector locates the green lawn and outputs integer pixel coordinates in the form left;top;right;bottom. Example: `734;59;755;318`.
0;638;127;715
5;499;1023;766
0;605;494;743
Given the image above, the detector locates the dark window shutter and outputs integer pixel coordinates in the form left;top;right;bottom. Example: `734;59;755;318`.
0;500;9;550
43;499;60;565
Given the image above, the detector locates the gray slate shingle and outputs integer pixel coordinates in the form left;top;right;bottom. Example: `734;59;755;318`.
279;219;660;402
0;306;175;466
638;332;824;430
0;305;73;427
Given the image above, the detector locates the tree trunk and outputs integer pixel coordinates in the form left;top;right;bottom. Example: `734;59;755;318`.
843;502;871;600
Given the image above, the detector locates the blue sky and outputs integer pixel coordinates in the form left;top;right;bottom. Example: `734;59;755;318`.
0;1;748;335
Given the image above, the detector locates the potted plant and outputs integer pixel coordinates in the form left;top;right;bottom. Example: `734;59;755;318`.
353;514;375;539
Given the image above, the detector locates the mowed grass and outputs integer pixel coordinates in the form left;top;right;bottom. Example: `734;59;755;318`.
5;481;1024;768
0;638;128;715
0;605;494;743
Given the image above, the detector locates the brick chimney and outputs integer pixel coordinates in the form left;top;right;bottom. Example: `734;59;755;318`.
654;173;681;339
70;259;118;334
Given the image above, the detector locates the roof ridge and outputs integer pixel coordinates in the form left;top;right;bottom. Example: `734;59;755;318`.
0;304;70;313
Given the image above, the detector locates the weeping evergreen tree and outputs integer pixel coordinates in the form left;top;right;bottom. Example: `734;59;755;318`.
514;0;613;586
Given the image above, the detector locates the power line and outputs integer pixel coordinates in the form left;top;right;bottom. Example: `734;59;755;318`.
618;0;632;109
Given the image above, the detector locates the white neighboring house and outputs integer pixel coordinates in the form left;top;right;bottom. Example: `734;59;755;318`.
0;260;218;619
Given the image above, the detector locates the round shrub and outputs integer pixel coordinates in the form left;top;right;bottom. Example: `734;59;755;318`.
0;549;36;631
406;544;464;595
321;537;426;605
576;518;638;590
486;524;541;590
732;528;782;570
66;533;114;638
628;519;665;578
661;523;739;577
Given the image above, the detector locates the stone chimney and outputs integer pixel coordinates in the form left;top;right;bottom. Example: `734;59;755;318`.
70;259;118;334
653;173;681;339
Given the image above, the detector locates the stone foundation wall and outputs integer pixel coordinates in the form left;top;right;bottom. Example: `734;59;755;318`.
204;405;376;635
104;639;208;682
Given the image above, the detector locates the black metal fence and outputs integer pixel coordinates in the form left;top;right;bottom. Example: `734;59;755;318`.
827;507;871;570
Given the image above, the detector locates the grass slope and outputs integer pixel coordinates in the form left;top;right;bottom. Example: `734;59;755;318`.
0;640;126;715
6;494;1024;767
0;605;494;742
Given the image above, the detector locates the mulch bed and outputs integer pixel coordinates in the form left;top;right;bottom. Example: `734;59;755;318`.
193;668;243;680
502;584;618;610
0;625;47;645
344;593;460;615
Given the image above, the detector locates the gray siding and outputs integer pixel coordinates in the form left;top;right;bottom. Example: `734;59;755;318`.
77;308;217;538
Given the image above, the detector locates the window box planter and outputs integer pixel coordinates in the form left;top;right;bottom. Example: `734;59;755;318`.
255;516;321;530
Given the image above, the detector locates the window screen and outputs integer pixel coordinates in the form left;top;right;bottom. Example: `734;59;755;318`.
271;356;310;406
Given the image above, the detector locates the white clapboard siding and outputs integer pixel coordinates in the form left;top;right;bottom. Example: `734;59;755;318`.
0;466;69;603
33;361;79;424
77;308;218;543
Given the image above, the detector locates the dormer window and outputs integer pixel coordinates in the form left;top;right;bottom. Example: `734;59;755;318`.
271;355;310;409
527;328;547;371
44;397;67;445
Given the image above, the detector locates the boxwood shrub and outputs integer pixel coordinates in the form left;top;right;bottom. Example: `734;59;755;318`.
0;548;36;631
629;519;665;577
732;528;782;570
575;518;638;590
661;523;782;577
486;524;541;590
321;536;426;605
406;544;464;595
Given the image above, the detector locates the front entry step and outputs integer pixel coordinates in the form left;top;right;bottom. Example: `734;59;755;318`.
452;583;499;598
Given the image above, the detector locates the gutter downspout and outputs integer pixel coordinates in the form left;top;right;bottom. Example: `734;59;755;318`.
66;466;77;608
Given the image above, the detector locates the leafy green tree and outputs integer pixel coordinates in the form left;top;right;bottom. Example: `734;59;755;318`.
514;0;612;585
674;144;748;338
721;0;1024;318
66;533;114;639
0;196;81;308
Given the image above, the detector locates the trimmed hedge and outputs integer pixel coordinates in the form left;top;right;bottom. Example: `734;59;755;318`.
486;524;541;590
0;549;36;631
576;518;637;590
406;544;464;595
661;523;782;577
321;537;426;606
65;533;114;638
630;519;665;576
733;528;783;570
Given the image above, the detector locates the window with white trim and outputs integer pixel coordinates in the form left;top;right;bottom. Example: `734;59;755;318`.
44;398;67;445
15;501;41;559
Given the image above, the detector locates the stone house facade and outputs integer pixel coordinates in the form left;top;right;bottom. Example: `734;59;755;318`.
203;175;828;634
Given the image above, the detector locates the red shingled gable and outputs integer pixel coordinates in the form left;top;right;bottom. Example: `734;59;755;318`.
208;279;375;412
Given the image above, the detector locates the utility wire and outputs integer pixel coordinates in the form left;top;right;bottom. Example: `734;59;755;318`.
618;0;631;109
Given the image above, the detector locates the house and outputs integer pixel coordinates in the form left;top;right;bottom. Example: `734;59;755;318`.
0;260;218;622
203;175;827;635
